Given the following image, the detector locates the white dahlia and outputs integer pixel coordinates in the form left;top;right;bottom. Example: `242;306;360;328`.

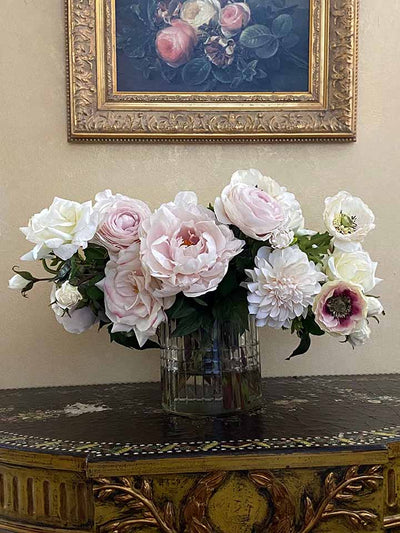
244;245;325;329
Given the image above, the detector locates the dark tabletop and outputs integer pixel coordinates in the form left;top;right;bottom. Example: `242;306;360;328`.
1;375;400;462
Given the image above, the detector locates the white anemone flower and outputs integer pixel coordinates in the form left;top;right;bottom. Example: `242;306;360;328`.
323;191;375;251
244;245;325;329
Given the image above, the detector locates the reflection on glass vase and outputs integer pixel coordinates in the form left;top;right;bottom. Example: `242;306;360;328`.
159;317;262;416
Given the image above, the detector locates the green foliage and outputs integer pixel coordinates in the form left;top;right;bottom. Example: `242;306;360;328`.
287;309;325;359
295;232;332;265
182;58;212;86
108;326;160;350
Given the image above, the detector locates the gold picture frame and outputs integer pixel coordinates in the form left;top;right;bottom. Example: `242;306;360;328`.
66;0;359;142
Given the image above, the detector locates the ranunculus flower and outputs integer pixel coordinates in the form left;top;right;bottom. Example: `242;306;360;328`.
93;190;151;257
244;245;325;329
180;0;220;28
156;19;198;68
20;198;98;261
54;281;82;309
323;191;375;251
312;280;368;337
220;2;251;37
215;169;291;241
50;285;97;334
97;243;172;347
204;36;235;67
8;274;30;290
325;249;381;293
139;191;244;298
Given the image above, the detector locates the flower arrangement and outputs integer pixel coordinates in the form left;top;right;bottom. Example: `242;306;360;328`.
9;169;383;359
116;0;309;92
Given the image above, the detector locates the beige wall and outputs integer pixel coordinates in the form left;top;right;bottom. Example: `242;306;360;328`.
1;0;399;389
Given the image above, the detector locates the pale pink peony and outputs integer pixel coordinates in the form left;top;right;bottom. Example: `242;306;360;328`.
312;280;368;337
97;243;173;347
139;191;244;298
93;190;151;257
156;19;198;68
215;169;287;241
220;2;251;37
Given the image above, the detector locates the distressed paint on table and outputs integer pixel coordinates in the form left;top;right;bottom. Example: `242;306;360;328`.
0;375;400;532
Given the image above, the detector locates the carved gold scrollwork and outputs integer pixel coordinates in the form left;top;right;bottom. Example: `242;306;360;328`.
67;0;359;140
94;465;382;532
249;466;383;533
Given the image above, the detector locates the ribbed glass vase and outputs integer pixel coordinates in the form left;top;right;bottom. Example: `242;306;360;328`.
159;317;262;416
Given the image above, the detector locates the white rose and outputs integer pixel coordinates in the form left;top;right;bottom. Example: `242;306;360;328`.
181;0;220;28
367;297;384;318
54;281;82;309
20;198;98;261
50;285;96;334
325;249;381;292
323;191;375;251
8;274;30;290
347;319;371;348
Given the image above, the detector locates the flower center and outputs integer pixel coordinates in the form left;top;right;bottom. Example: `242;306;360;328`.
179;229;199;247
333;211;357;235
326;294;352;318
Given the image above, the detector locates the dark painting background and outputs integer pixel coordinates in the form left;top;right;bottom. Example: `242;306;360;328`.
116;0;310;93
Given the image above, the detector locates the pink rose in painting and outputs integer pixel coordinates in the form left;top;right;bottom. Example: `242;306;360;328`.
93;190;151;257
312;280;368;337
220;3;251;37
139;191;244;298
156;19;198;68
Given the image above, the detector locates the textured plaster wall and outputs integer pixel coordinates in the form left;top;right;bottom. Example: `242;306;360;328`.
0;0;399;388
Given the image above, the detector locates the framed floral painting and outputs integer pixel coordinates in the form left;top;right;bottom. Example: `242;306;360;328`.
66;0;359;141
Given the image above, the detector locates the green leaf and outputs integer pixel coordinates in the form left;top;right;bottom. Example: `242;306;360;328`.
172;312;202;337
85;286;104;302
193;297;208;307
240;25;275;49
182;58;211;86
296;232;332;264
272;14;293;37
109;327;159;350
167;295;196;319
217;269;238;297
11;269;36;282
212;67;236;84
287;332;311;360
255;38;279;58
303;314;325;336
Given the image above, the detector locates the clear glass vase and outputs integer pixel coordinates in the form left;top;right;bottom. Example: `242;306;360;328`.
159;317;262;416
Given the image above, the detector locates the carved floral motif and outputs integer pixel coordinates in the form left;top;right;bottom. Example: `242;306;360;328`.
94;465;382;532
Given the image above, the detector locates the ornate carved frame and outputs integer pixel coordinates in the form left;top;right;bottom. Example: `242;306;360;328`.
66;0;359;142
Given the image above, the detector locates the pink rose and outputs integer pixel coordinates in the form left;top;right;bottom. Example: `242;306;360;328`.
97;243;173;347
156;20;198;68
93;190;151;257
139;191;244;298
215;170;286;241
312;280;368;337
220;2;251;37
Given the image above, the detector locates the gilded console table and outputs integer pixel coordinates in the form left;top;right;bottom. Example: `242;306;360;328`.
1;375;400;533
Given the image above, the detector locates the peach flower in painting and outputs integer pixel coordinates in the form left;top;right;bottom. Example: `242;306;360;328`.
156;19;198;68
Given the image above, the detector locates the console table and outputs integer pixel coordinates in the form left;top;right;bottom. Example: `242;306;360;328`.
1;375;400;533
